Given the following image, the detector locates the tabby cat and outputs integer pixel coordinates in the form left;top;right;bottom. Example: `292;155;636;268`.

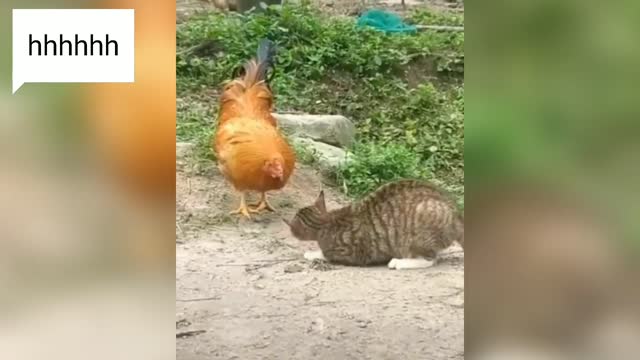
285;180;464;270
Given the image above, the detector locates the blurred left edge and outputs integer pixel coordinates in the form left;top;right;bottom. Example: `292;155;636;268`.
0;0;176;359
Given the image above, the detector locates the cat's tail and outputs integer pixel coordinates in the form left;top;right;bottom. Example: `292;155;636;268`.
454;213;464;249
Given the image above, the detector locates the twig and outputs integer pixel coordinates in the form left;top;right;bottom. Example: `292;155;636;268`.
177;39;220;57
275;110;307;115
176;330;206;338
308;300;339;306
446;302;465;309
440;288;464;298
217;263;261;267
416;25;464;32
215;258;299;267
176;296;220;302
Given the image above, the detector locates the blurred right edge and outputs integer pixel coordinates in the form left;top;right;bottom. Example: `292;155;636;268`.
465;0;640;358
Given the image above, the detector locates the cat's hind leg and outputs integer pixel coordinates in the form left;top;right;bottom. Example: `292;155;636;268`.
304;250;326;261
387;257;435;270
388;238;440;270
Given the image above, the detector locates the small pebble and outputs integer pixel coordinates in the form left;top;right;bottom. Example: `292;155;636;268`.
308;318;325;333
357;319;371;328
284;264;304;273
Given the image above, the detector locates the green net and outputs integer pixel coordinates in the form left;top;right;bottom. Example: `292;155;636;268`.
356;9;417;34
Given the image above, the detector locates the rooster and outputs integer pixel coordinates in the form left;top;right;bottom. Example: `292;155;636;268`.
213;39;296;218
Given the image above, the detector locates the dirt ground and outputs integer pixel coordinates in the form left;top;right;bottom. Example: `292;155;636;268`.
176;160;464;359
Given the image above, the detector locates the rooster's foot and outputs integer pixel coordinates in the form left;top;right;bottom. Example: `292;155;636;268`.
229;205;252;219
250;198;276;213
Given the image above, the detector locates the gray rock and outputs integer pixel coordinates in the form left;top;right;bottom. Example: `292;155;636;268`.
274;113;356;149
293;138;352;175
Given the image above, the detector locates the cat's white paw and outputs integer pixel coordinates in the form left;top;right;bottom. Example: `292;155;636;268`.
304;250;326;261
389;258;434;270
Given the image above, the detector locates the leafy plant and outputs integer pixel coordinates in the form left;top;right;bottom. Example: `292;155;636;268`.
293;141;319;165
336;143;427;198
408;9;465;27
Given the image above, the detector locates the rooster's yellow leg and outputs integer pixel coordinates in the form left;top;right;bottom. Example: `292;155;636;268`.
250;192;276;213
229;192;252;218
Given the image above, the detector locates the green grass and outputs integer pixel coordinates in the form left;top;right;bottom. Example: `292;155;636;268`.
336;142;427;197
292;141;320;166
177;3;464;201
408;8;465;27
176;96;216;162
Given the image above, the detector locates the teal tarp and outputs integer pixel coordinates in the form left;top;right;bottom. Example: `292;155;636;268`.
356;9;417;34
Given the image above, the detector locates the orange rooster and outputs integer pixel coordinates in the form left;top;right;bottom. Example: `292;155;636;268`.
214;39;296;218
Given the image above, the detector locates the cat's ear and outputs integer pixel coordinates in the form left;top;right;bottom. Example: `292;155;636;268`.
315;190;326;213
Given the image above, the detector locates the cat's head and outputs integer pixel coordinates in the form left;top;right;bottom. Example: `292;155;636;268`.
284;190;328;241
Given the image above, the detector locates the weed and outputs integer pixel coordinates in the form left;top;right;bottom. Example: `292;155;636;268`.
336;142;427;197
408;8;465;27
177;96;216;161
293;141;319;165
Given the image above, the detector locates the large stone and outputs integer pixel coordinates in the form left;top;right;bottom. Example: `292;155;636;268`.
293;138;352;175
274;113;356;149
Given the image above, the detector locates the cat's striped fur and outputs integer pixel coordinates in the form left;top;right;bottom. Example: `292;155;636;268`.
286;180;464;269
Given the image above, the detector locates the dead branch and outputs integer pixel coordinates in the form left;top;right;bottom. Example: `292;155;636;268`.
176;296;220;302
176;329;206;338
215;258;299;267
416;25;464;32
